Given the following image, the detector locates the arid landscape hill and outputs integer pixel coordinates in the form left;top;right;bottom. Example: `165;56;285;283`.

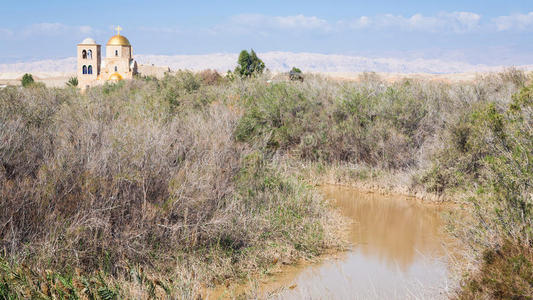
1;51;531;86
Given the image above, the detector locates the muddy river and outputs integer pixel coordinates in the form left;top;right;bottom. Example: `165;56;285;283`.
272;186;455;299
211;185;457;299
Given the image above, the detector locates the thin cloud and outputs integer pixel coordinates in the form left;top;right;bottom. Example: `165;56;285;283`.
341;12;481;33
272;15;329;30
21;23;97;36
493;12;533;31
220;14;331;33
218;12;483;35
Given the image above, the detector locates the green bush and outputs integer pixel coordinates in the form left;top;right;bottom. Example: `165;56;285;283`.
422;82;532;297
289;67;304;82
66;76;78;87
423;83;532;246
480;85;532;246
235;81;433;168
21;73;34;87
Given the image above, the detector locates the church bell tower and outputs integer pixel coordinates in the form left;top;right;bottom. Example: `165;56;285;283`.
77;38;101;89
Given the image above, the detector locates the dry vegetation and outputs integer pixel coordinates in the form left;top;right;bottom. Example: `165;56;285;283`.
0;73;340;299
0;69;531;299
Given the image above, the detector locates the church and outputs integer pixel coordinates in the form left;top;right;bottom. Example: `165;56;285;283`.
77;26;137;89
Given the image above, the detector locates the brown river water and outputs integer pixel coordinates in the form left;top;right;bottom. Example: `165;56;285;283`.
210;185;456;299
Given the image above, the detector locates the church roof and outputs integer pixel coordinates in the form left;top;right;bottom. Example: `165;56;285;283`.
109;73;123;81
107;35;131;46
80;37;97;45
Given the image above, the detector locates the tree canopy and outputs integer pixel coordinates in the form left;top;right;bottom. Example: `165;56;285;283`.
234;49;265;78
21;73;34;88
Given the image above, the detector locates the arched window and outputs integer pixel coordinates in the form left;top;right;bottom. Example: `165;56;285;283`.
87;50;92;59
82;50;87;59
82;65;87;74
115;50;118;56
88;65;93;74
114;66;118;72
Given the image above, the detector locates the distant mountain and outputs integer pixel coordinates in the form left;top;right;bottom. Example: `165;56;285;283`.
0;58;77;74
0;52;525;78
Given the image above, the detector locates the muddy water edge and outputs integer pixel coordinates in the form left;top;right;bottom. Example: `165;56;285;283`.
208;185;459;299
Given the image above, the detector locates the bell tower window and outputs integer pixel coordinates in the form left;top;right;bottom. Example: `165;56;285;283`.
82;50;87;59
87;50;92;59
88;65;93;74
82;65;87;74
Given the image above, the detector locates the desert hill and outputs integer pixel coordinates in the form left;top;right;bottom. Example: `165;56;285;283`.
1;52;530;86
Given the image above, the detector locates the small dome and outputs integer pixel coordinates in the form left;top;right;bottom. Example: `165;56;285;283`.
80;37;97;44
107;35;130;46
109;73;123;81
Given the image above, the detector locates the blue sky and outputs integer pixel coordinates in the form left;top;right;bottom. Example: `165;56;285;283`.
1;0;533;65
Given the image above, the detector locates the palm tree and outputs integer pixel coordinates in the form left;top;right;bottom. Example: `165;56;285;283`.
66;77;78;87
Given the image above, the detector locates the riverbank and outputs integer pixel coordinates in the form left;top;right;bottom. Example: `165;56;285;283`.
287;160;458;202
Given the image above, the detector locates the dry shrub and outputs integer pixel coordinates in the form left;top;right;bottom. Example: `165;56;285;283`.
1;84;243;270
0;76;338;297
498;67;528;88
198;69;223;85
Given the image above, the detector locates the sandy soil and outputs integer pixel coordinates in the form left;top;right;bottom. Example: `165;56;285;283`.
321;71;482;83
0;72;74;88
0;69;504;88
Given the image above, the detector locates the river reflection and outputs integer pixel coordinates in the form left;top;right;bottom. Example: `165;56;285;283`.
331;186;445;271
274;186;453;299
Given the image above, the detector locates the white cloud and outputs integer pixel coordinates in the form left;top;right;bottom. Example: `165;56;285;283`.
23;23;68;35
343;16;371;29
341;12;481;33
273;15;329;29
22;23;96;36
451;12;482;31
225;14;330;32
220;12;482;34
493;12;533;31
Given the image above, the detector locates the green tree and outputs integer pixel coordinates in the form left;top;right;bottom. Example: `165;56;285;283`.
234;49;265;78
66;77;78;87
21;73;34;88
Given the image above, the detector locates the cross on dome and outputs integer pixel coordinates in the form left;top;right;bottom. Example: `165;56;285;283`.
115;25;122;36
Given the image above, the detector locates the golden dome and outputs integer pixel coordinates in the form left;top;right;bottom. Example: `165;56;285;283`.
107;35;130;46
109;73;123;81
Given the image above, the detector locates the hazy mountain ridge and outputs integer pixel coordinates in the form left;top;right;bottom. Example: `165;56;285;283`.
0;52;528;79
